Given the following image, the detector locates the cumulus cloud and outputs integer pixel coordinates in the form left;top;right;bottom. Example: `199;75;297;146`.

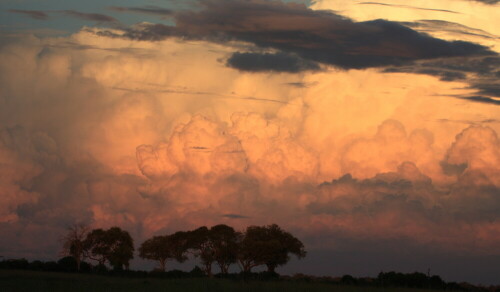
0;27;499;282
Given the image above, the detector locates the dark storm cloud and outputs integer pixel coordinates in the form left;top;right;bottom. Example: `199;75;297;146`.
117;23;179;41
312;168;500;222
8;9;49;20
383;55;500;102
104;0;493;70
227;52;321;73
402;20;498;40
358;2;460;14
60;10;118;23
109;6;174;18
8;9;118;23
471;0;499;4
221;213;250;219
461;96;500;105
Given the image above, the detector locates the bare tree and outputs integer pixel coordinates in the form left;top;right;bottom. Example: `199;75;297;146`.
61;223;90;271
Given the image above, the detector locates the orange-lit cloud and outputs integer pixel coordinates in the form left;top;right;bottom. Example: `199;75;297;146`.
0;1;499;279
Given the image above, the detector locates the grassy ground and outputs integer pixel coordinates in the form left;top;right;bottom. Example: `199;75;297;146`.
0;270;452;292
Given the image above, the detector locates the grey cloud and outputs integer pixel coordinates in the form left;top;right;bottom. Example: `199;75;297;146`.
109;6;174;18
283;81;317;88
226;52;321;73
8;9;49;20
119;23;179;41
111;85;291;105
471;0;499;4
312;165;500;223
358;2;460;14
440;161;467;176
221;213;250;219
60;10;118;23
100;0;493;70
461;95;500;105
383;55;500;102
402;19;498;40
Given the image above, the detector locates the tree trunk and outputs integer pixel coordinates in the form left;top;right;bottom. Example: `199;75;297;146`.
159;259;166;272
204;263;212;277
266;264;276;273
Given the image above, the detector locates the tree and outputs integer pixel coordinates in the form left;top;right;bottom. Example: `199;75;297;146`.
106;227;134;270
61;223;90;271
139;232;189;272
209;224;239;274
236;228;263;273
186;226;215;276
186;225;240;276
238;224;306;273
84;227;135;270
83;228;108;266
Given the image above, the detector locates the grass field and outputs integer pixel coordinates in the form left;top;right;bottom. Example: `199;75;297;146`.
0;270;459;292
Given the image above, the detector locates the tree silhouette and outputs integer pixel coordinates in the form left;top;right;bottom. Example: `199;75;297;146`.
61;223;90;271
84;227;134;270
186;226;216;276
139;232;189;272
240;224;306;273
209;224;239;274
83;228;108;266
106;227;134;270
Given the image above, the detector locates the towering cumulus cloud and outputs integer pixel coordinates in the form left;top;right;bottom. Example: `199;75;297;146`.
0;0;499;283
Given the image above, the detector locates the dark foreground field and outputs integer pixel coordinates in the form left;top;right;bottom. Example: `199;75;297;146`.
0;270;459;292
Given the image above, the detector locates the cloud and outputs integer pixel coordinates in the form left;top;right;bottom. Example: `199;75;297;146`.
226;52;321;73
383;55;500;102
402;19;498;41
221;213;250;219
59;10;118;23
471;0;499;4
357;2;460;14
98;0;493;70
7;9;119;24
461;95;500;105
109;6;174;18
0;29;499;282
8;9;49;20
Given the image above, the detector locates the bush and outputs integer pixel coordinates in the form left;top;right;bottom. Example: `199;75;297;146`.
57;256;78;272
341;275;357;285
5;258;29;270
189;266;205;277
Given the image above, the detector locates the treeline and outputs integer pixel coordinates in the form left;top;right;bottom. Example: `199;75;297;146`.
2;259;500;292
285;272;500;292
61;223;305;275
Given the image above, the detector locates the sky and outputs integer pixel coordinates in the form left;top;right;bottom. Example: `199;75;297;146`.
0;0;499;285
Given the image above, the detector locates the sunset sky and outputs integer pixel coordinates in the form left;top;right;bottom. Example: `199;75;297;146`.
0;0;499;284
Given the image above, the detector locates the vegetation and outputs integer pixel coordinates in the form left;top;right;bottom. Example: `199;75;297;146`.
0;269;465;292
60;223;306;275
1;259;499;291
2;223;499;291
138;232;189;272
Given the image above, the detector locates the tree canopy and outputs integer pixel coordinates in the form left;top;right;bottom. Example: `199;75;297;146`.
239;224;306;273
84;227;134;270
138;232;189;271
62;223;305;275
